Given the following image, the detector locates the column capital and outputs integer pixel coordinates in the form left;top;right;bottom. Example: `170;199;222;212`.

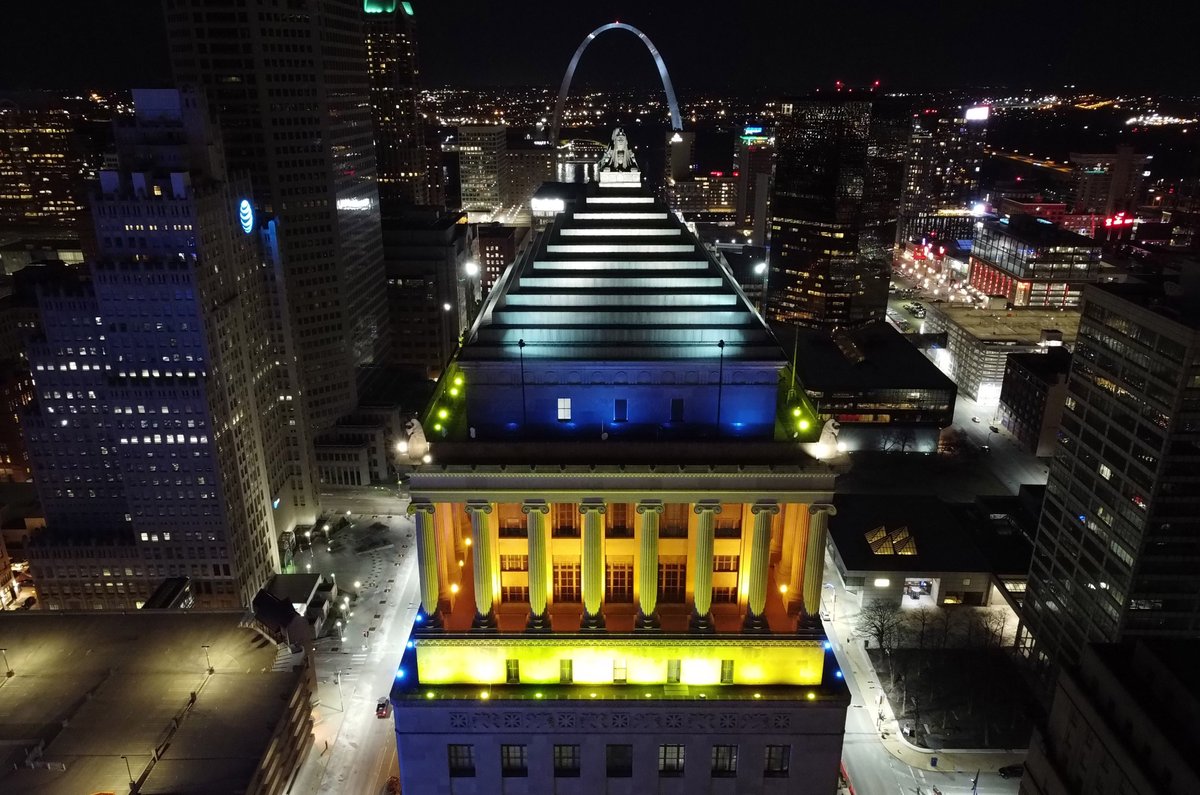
693;500;723;515
466;500;493;515
750;500;780;516
808;503;838;517
407;498;435;516
521;500;550;515
579;498;606;515
636;500;664;515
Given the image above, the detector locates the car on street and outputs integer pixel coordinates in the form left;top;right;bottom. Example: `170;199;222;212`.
999;763;1025;779
376;698;392;719
989;424;1001;433
971;416;980;423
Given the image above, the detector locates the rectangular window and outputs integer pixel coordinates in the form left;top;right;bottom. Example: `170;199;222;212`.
713;554;739;572
613;658;627;684
764;745;790;777
554;744;581;777
661;503;689;536
554;560;581;602
658;744;685;776
560;659;574;683
667;658;681;684
607;502;632;537
606;559;634;602
720;659;734;684
614;398;628;422
506;659;520;684
501;744;528;777
448;744;475;777
557;397;572;421
713;585;738;604
500;554;528;571
553;504;579;537
607;744;633;777
501;584;529;602
670;397;685;422
658;560;687;603
712;745;738;777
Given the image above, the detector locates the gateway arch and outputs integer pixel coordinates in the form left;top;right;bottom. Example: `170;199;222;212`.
550;22;683;148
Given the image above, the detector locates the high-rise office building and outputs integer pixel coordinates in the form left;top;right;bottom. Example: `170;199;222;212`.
968;215;1101;308
389;131;848;795
1069;146;1152;216
900;106;988;217
23;88;315;609
0;104;86;234
734;125;774;246
1019;272;1200;678
458;125;506;221
477;222;529;295
365;0;429;208
163;0;389;429
502;141;556;226
767;94;888;330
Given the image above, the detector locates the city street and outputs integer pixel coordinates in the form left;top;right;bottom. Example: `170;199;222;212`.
288;502;419;795
822;557;1024;795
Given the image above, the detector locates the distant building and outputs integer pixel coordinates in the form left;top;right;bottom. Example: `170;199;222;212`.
0;235;84;275
477;223;530;295
1022;640;1200;795
923;303;1079;403
998;348;1072;457
382;207;477;377
502;141;556;225
1069;146;1152;216
734;125;774;246
0;611;315;795
668;172;739;227
998;198;1067;225
458;125;506;221
900;105;988;219
776;322;957;453
767;93;890;330
968;216;1102;308
0;105;86;235
1019;274;1200;679
365;0;429;208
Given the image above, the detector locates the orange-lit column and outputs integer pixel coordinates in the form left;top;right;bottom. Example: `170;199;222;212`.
522;500;550;630
635;500;663;629
466;501;497;629
690;500;721;631
802;504;837;624
580;499;606;630
743;501;779;632
407;499;442;628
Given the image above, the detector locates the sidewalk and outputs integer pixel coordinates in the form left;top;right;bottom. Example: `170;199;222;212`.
822;571;1027;775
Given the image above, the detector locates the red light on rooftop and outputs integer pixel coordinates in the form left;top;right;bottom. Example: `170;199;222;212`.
710;170;724;177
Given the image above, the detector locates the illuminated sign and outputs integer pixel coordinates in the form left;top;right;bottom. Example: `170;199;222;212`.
238;199;254;234
531;197;565;214
965;106;990;121
669;132;684;144
337;197;373;212
743;125;763;135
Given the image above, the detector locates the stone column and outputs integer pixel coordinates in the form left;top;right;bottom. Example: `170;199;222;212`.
743;501;780;632
802;504;837;625
690;500;721;631
522;500;550;630
635;500;663;629
466;501;497;629
579;499;606;630
407;499;442;628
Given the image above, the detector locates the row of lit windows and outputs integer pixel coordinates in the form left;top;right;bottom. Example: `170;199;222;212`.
446;742;790;779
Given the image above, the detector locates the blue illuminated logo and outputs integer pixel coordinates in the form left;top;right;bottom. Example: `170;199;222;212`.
743;125;764;135
238;199;254;235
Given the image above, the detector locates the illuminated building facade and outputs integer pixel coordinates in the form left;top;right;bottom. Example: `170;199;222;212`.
1069;147;1151;216
503;143;556;226
668;172;739;226
968;216;1102;308
22;89;314;609
390;133;848;794
0;105;85;234
1019;278;1200;680
900;106;988;218
735;125;774;246
766;95;888;330
459;125;506;222
163;0;389;429
365;0;430;208
477;223;529;295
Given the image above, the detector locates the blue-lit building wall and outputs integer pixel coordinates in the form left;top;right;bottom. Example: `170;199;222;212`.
455;360;781;440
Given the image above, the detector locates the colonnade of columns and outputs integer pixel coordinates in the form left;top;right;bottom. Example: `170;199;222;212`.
408;497;836;633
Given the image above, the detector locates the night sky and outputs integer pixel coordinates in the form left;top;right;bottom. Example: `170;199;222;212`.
2;0;1198;93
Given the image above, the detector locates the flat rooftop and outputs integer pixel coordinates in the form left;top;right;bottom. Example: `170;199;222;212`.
775;322;957;392
929;303;1081;345
1006;347;1072;382
1089;275;1200;329
0;611;306;795
989;215;1100;249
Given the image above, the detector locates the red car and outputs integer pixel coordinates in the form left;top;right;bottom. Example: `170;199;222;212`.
376;698;392;719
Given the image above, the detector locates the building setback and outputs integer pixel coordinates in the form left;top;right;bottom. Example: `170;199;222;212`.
390;131;849;795
1019;274;1200;680
163;0;390;429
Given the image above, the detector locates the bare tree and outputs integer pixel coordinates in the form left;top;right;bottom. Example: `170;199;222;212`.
855;599;904;652
931;606;961;648
981;608;1007;648
906;606;936;650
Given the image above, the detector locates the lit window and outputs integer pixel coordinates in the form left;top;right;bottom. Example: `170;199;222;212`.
711;745;738;777
658;744;685;777
764;745;791;777
554;744;581;777
447;744;474;777
557;397;571;421
500;745;527;777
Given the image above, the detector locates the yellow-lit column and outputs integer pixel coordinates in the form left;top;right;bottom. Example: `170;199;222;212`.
635;500;663;630
523;499;550;630
802;504;837;626
407;499;442;628
744;501;779;632
690;500;721;631
580;498;606;630
466;501;497;629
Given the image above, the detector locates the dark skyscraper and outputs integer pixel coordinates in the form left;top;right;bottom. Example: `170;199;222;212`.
162;0;389;430
365;0;430;208
767;94;889;330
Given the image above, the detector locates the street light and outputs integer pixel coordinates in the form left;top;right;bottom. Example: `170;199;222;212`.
753;261;769;311
1;647;12;677
464;260;480;277
121;755;135;788
201;644;213;674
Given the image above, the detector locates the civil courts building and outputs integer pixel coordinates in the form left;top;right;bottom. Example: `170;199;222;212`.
391;130;850;794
